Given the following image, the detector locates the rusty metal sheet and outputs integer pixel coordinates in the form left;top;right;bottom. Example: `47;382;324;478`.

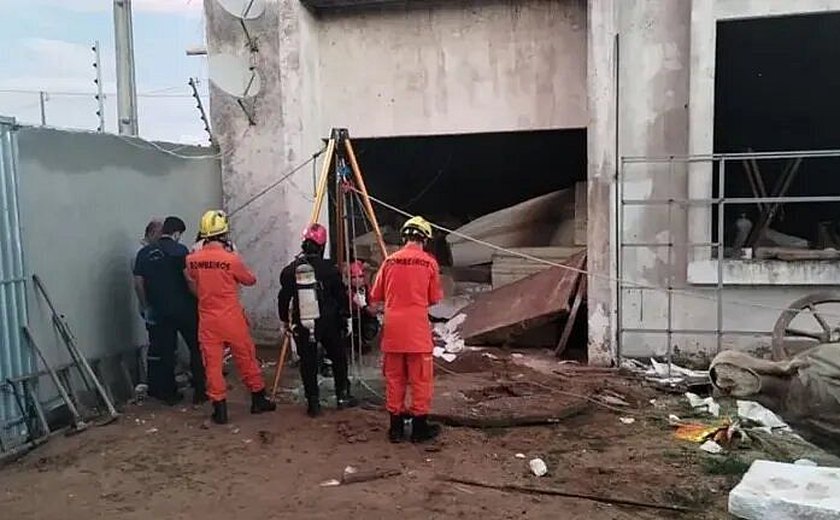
460;252;586;346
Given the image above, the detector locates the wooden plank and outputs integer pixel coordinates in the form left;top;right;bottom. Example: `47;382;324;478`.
461;252;586;346
555;277;586;356
491;247;584;289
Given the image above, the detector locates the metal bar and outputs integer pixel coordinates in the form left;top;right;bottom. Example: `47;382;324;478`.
617;157;625;361
666;159;674;380
717;159;725;354
622;195;840;206
0;277;25;285
620;328;773;336
622;149;840;163
93;41;105;133
621;242;718;248
38;92;46;126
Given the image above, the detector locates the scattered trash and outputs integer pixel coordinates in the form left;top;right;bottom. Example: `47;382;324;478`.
621;358;710;388
794;459;818;467
432;345;458;363
686;392;721;417
433;314;467;354
515;453;526;459
145;427;159;434
700;440;724;454
728;460;840;519
619;417;635;425
598;392;631;407
737;401;791;432
668;414;682;425
649;399;657;405
511;353;524;359
529;458;548;477
243;439;253;444
343;466;358;477
320;479;341;487
231;427;241;435
674;422;728;443
482;353;499;360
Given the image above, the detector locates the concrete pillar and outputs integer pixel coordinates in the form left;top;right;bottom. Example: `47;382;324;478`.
586;0;618;365
204;0;321;343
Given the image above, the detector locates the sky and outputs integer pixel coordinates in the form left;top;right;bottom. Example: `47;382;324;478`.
0;0;211;144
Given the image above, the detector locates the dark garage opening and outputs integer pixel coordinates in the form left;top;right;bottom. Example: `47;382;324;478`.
327;128;588;356
714;13;840;252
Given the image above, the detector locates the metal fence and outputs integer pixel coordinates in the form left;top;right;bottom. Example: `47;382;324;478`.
617;149;840;365
0;117;32;448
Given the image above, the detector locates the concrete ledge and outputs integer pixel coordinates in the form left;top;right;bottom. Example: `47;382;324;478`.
687;259;840;286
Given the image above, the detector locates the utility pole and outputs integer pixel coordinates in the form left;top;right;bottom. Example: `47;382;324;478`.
189;77;215;146
92;41;106;133
113;0;138;136
38;92;47;126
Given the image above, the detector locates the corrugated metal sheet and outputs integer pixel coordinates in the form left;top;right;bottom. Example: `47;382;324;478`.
0;117;32;445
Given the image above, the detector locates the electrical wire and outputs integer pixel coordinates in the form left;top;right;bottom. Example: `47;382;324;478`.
348;185;840;321
228;149;326;217
115;135;228;160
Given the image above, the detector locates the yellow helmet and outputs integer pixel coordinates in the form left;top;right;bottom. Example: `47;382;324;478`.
401;216;433;240
199;210;229;238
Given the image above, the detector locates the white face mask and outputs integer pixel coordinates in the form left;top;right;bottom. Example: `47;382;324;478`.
171;231;182;243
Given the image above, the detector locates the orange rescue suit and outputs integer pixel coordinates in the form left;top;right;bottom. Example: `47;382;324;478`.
370;243;443;416
186;242;265;402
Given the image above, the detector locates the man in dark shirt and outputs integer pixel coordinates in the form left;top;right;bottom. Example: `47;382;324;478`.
278;223;356;417
134;216;206;405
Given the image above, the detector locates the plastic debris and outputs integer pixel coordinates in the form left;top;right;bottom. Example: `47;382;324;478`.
686;392;721;417
619;417;635;425
320;479;341;487
668;414;682;425
145;427;159;434
343;466;358;476
529;458;548;477
515;453;526;459
736;401;791;432
700;440;724;454
674;422;728;443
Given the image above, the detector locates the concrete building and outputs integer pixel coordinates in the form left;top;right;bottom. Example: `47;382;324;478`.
203;0;840;365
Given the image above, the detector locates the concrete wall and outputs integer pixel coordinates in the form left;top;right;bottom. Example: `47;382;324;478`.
205;0;589;342
17;127;222;368
598;0;840;364
316;0;587;137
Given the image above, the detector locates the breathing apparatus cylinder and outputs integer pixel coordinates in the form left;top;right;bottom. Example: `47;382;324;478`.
295;262;320;330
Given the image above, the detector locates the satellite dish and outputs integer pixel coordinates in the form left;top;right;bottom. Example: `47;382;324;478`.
216;0;266;20
208;53;262;98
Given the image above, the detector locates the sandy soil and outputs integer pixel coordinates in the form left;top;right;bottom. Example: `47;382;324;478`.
0;350;737;519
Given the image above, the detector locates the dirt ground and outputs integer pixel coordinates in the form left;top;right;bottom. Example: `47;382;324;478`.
0;349;739;519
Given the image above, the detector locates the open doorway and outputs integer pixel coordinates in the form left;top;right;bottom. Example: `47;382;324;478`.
329;128;588;355
714;12;840;257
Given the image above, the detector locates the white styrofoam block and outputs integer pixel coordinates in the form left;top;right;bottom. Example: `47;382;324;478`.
729;460;840;520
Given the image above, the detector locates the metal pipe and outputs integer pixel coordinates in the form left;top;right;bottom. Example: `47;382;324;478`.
621;328;773;336
92;41;106;133
622;149;840;163
38;92;46;126
622;195;840;206
113;0;138;136
716;159;726;354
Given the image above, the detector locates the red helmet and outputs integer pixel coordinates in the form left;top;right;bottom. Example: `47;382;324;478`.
349;261;364;278
302;223;328;247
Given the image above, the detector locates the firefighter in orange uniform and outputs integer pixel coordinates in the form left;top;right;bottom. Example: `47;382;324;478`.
370;216;443;443
186;210;276;424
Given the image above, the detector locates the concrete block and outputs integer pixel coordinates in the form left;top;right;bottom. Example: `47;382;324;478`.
729;460;840;520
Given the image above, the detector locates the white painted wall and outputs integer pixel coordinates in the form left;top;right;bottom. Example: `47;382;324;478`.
316;0;588;137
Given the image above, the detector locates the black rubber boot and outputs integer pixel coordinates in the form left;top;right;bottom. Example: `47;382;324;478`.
306;397;322;418
211;400;228;425
250;390;277;414
388;414;405;443
410;415;441;443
